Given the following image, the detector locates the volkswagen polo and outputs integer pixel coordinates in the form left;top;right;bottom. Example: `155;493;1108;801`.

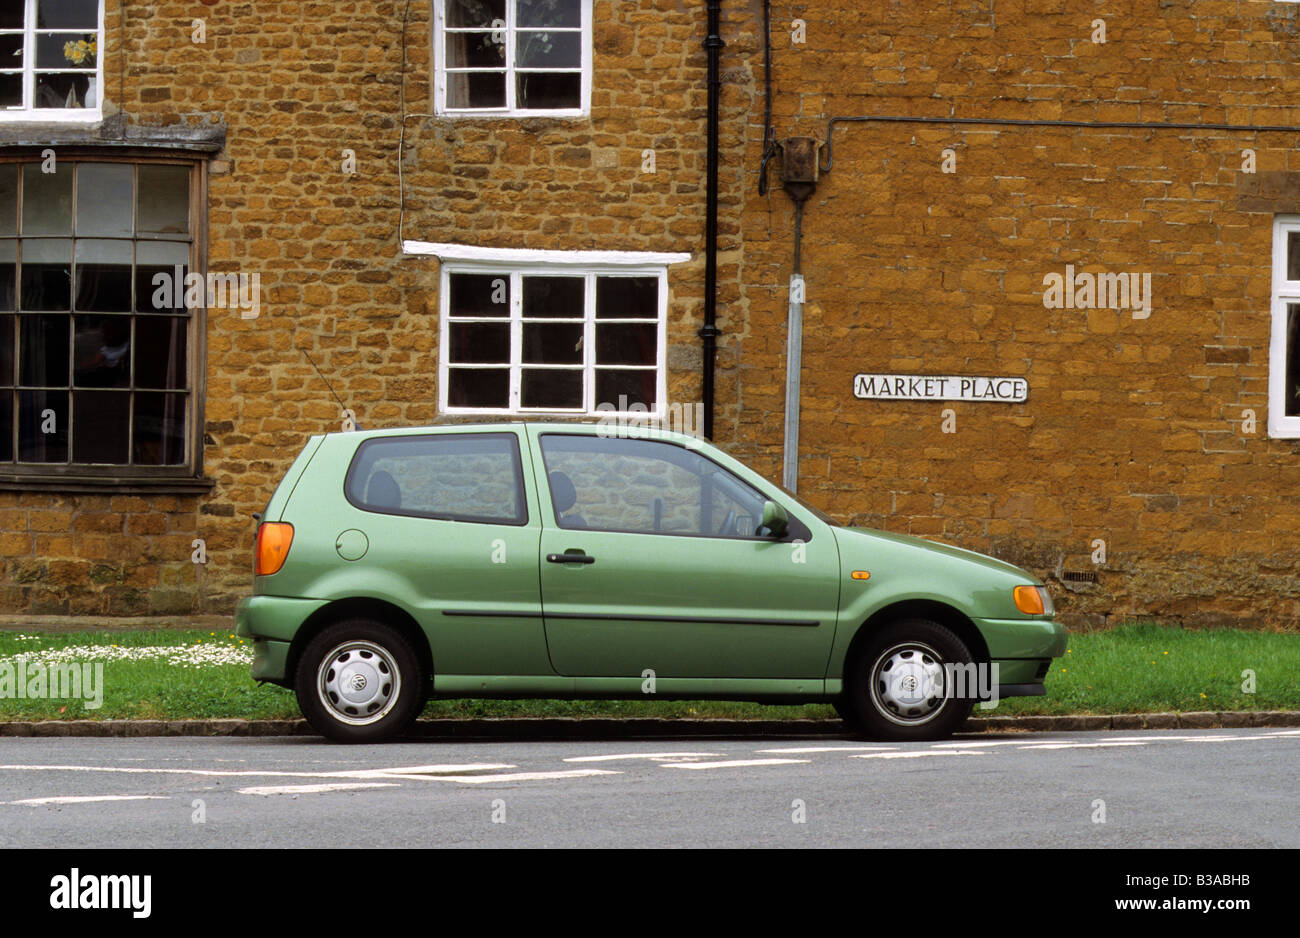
236;422;1066;742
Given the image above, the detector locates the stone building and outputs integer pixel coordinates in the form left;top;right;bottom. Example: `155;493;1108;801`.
2;0;1300;630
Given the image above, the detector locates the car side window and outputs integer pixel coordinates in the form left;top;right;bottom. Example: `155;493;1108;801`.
344;432;527;525
539;433;769;538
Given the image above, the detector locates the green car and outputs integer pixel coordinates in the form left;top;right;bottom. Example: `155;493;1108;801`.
236;422;1066;742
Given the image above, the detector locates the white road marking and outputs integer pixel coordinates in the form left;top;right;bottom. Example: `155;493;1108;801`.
238;783;400;796
0;763;512;780
4;794;170;806
563;752;721;763
756;746;897;754
932;740;1042;748
854;750;986;759
1018;742;1148;750
351;764;516;777
659;759;810;770
408;769;619;784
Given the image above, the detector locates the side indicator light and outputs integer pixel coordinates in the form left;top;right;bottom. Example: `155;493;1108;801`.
850;571;871;580
255;522;294;576
1013;585;1045;615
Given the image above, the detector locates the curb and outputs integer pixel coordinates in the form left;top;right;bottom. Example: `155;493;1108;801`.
0;710;1297;739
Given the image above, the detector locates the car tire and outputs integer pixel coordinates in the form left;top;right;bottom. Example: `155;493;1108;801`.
295;619;424;743
843;618;975;741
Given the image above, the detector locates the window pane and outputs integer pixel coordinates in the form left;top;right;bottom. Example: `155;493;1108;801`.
0;390;11;461
0;73;20;108
72;390;129;463
1287;233;1300;283
448;272;509;316
445;0;506;28
136;240;188;313
517;71;580;110
18;389;67;461
0;239;13;310
75;239;132;311
36;33;96;69
19;238;71;310
1288;303;1300;417
446;31;505;68
521;367;581;409
596;276;658;318
449;321;509;363
448;367;509;408
34;72;93;109
446;71;505;109
596;322;657;366
0;34;21;65
0;3;22;28
73;314;130;388
346;432;525;524
522;275;583;318
136;165;189;238
22;165;72;235
37;0;99;30
516;31;581;69
20;313;69;386
0;164;17;236
133;392;186;465
540;435;713;535
135;316;187;389
523;322;582;364
76;164;133;237
595;369;657;412
0;313;13;384
518;0;581;28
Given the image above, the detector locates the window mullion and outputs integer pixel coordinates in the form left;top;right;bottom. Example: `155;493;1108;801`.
509;271;522;410
505;1;516;113
584;273;596;412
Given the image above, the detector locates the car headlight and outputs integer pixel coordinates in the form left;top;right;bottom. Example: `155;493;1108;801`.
1013;584;1054;616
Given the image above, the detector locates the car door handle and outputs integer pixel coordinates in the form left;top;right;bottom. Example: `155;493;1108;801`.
547;552;595;565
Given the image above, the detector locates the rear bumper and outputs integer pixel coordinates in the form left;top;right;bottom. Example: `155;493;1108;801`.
236;595;327;685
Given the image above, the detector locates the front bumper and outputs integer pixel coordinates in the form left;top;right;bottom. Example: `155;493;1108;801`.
973;615;1066;701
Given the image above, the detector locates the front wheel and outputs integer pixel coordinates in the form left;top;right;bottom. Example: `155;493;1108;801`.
842;618;975;741
295;619;424;743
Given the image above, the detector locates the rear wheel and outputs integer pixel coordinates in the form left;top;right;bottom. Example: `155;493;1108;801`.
295;619;424;743
843;618;975;741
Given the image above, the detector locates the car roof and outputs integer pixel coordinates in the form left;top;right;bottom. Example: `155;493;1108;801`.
330;420;704;447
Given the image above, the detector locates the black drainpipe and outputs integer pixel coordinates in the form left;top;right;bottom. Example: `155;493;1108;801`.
700;0;724;441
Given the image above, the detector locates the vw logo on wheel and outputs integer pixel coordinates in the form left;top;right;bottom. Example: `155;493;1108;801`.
349;673;368;692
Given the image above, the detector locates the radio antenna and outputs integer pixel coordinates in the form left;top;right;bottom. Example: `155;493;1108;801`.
301;349;360;430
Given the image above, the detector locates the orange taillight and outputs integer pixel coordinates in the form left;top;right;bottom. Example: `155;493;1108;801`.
1013;585;1045;615
254;522;294;576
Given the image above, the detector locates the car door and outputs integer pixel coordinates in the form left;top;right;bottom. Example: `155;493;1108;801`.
530;428;841;679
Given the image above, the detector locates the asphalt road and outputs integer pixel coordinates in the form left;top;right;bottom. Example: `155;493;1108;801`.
0;728;1295;848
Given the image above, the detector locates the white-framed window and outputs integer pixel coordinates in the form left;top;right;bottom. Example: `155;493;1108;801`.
0;0;104;123
1269;216;1300;438
433;0;591;117
439;264;665;417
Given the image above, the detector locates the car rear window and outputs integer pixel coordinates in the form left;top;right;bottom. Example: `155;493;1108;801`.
344;432;527;525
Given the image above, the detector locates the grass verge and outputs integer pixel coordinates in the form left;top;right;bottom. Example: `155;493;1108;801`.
0;622;1294;721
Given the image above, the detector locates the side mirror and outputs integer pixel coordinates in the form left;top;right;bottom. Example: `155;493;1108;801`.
760;500;789;538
